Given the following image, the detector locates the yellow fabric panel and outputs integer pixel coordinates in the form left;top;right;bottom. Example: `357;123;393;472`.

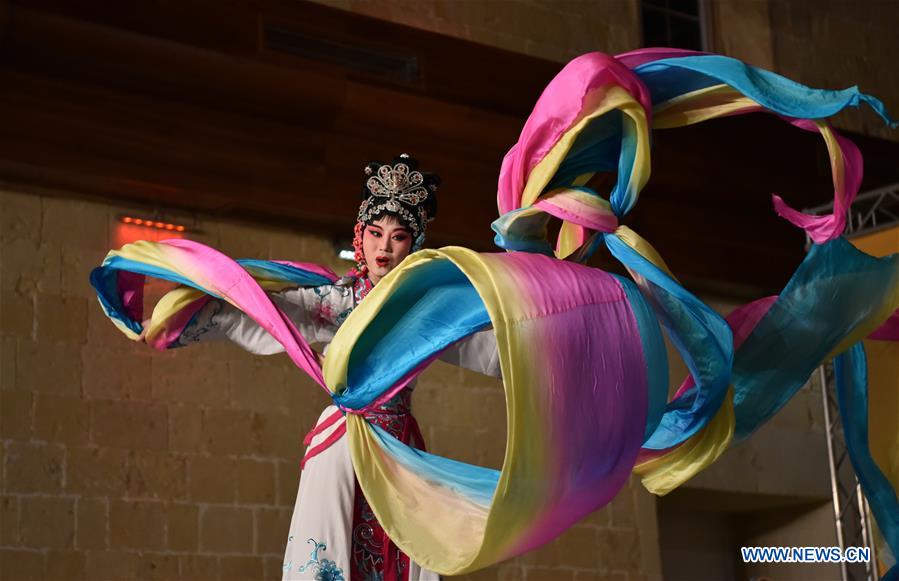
653;84;760;129
556;221;584;260
635;388;736;495
613;224;677;280
148;286;206;342
347;415;490;574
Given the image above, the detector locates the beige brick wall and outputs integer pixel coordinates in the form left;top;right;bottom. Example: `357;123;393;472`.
1;187;659;580
314;0;896;143
766;0;899;142
308;0;642;63
709;0;898;142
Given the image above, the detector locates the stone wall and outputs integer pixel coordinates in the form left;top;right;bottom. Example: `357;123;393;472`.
313;0;897;143
768;0;899;141
710;0;898;142
307;0;642;63
0;187;659;580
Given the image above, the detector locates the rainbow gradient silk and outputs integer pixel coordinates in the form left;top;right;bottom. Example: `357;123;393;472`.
91;48;899;577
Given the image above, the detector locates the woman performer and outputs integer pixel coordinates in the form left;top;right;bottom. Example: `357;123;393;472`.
159;153;499;581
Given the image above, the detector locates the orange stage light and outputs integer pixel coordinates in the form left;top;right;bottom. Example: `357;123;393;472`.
116;215;189;233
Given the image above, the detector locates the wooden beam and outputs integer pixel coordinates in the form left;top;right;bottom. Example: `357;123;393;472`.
1;0;897;298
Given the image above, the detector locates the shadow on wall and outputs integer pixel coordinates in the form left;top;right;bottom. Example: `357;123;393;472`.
658;491;841;581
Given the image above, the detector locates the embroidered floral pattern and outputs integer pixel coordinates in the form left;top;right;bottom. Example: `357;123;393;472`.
295;538;346;581
315;559;346;581
309;279;367;332
174;300;223;347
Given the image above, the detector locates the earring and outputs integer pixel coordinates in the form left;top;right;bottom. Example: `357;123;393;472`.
351;221;368;277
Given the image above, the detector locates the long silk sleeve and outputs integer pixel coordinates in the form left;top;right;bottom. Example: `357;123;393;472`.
175;286;347;355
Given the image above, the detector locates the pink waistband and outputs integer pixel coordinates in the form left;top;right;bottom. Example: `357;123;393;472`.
299;407;425;470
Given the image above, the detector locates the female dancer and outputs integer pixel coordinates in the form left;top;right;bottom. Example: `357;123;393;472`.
161;153;498;581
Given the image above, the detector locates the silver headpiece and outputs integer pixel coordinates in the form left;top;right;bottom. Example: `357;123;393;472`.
356;154;439;244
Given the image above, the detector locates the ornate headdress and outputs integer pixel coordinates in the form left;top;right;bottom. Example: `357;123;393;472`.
350;154;440;279
357;153;440;244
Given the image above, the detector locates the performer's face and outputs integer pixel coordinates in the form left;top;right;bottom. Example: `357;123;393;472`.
363;215;413;284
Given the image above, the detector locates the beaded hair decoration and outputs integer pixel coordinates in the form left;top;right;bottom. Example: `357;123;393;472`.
351;154;440;278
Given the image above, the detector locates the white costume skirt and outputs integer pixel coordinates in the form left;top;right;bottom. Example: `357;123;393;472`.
282;406;439;581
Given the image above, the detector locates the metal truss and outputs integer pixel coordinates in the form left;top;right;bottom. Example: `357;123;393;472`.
819;362;879;581
804;181;899;247
807;184;898;580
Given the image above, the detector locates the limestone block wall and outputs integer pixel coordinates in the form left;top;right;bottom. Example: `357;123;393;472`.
769;0;899;142
710;0;899;142
315;0;897;144
0;187;659;580
307;0;642;64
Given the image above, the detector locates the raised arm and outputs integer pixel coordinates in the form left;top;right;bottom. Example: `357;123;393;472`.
174;284;352;355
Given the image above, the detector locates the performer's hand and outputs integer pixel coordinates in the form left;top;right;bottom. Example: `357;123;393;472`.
314;350;325;367
137;319;151;342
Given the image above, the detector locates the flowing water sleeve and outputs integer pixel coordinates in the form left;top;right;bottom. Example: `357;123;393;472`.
493;48;899;577
89;238;338;388
90;239;668;575
90;49;899;578
836;343;899;581
619;58;899;579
